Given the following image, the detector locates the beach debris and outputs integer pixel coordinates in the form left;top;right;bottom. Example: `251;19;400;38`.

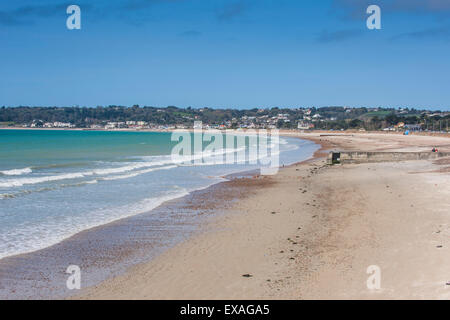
271;211;276;214
446;281;450;286
280;250;284;253
242;274;253;278
437;245;443;248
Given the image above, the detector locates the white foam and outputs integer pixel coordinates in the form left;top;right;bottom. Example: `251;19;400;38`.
0;167;32;176
0;172;90;188
0;188;190;259
101;165;178;181
0;140;286;189
0;148;248;188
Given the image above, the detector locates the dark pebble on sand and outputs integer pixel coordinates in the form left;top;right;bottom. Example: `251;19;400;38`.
242;274;253;278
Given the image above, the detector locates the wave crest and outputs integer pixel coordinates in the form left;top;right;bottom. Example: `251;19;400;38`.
0;167;32;176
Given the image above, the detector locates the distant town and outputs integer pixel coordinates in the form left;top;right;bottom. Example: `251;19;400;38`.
1;106;449;133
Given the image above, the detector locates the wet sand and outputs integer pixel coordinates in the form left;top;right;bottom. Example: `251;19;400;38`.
77;132;450;299
0;170;261;299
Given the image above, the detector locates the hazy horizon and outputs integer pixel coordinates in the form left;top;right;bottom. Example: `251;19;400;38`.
1;105;448;112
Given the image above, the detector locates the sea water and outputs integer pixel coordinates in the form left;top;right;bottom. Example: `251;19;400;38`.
0;129;318;260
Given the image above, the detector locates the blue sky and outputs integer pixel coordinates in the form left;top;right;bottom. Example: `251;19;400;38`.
1;0;450;110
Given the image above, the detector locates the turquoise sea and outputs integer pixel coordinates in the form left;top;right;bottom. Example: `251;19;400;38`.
0;129;318;260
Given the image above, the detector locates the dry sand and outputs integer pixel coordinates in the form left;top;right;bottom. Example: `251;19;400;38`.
78;132;450;300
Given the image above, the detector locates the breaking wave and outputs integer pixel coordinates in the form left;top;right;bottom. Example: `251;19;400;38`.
0;168;32;176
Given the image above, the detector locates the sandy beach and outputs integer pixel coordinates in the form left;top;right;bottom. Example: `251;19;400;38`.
4;0;450;304
73;132;450;300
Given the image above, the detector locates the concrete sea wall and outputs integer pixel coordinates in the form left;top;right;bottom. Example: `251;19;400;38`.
328;151;450;164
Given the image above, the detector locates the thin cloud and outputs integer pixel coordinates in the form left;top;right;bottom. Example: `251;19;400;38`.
0;11;28;26
332;0;450;43
14;3;72;17
0;2;92;26
391;26;450;41
0;1;178;26
119;0;185;11
333;0;450;19
216;1;248;21
317;29;364;43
